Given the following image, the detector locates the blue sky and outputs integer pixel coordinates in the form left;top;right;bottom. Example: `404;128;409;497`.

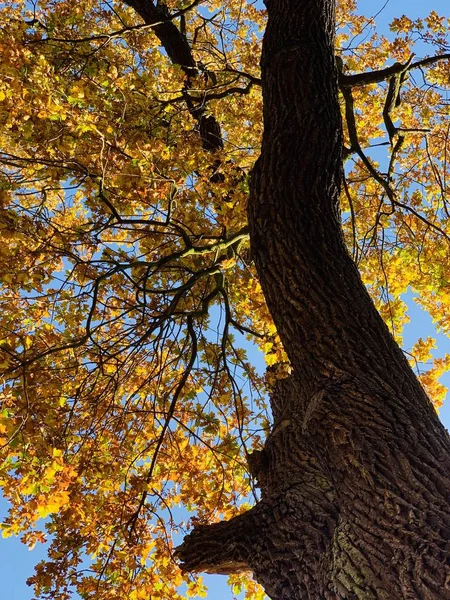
2;0;450;599
359;0;450;25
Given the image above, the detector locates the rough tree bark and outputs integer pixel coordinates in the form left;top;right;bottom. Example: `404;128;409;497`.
176;0;450;598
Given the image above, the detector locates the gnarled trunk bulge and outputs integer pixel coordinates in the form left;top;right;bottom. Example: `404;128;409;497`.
178;0;450;600
177;0;450;598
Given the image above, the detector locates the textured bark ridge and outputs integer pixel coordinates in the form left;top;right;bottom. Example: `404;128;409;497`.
176;1;450;598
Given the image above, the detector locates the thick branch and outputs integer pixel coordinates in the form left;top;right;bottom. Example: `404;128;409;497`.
123;0;198;71
175;510;257;574
123;0;223;150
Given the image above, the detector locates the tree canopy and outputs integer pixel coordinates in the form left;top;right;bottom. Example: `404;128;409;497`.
0;0;449;598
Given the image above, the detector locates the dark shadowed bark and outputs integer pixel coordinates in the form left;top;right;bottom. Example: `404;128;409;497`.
176;0;450;598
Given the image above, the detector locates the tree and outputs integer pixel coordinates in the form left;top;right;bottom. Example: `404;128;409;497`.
0;0;449;598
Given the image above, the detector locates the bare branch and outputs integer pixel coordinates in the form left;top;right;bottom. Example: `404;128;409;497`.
340;53;450;88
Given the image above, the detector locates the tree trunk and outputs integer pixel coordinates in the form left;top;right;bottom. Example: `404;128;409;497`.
176;1;450;598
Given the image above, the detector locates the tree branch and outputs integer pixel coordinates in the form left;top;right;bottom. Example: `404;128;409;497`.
175;509;258;574
33;1;202;45
122;0;223;151
340;53;450;88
